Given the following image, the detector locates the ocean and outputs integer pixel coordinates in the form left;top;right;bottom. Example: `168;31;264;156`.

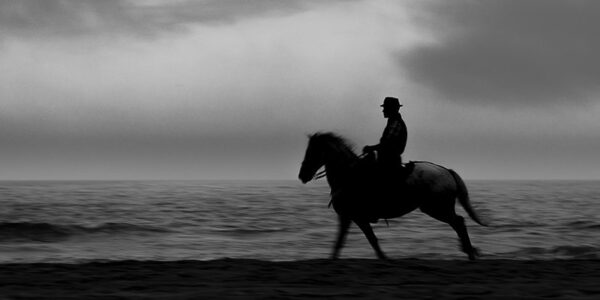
0;180;598;263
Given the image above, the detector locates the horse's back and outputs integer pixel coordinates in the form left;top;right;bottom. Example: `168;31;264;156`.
406;161;457;195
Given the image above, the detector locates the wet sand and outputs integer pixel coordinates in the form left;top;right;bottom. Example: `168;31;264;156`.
1;259;598;299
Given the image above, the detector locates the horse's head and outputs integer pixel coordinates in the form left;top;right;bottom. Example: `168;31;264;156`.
299;133;326;183
299;132;356;184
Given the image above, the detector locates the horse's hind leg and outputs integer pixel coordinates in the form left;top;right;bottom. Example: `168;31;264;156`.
423;207;478;260
355;221;388;260
449;215;479;260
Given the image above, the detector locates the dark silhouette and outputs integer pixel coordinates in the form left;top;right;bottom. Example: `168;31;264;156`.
363;97;407;181
299;132;488;260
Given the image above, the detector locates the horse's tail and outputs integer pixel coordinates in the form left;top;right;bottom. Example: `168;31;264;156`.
448;169;488;227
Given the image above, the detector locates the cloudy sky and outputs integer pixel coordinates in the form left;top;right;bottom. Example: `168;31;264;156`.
1;0;599;180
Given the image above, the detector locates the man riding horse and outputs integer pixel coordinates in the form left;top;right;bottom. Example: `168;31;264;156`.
362;97;408;182
298;97;487;260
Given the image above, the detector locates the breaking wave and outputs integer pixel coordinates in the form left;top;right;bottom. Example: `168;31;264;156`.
0;222;170;243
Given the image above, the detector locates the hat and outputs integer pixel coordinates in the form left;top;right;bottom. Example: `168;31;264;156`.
381;97;402;108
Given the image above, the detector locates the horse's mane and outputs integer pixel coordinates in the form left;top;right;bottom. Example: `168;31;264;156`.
310;132;357;156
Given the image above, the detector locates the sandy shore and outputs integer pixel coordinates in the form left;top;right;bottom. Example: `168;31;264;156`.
1;259;598;299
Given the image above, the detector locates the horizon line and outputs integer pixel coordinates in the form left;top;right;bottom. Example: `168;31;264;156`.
0;178;599;182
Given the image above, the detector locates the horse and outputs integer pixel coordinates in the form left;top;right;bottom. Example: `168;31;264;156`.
298;132;488;260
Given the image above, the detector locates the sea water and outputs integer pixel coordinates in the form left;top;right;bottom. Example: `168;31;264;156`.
0;180;598;263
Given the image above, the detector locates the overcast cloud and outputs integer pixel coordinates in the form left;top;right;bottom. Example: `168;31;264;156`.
402;0;600;107
0;0;357;39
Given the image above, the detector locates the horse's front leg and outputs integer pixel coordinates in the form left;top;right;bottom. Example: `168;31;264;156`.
331;215;351;259
356;221;388;260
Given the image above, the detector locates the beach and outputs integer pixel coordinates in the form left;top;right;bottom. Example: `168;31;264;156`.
1;259;599;299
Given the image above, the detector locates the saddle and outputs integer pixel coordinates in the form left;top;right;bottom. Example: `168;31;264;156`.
354;154;414;186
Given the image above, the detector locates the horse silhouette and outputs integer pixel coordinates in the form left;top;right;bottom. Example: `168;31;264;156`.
299;132;488;260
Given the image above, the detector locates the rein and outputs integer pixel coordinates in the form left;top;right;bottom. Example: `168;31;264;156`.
314;169;327;180
312;153;367;182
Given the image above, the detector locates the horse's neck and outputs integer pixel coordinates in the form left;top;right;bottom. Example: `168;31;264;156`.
325;155;355;192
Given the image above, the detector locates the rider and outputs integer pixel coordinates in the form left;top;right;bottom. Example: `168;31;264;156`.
362;97;407;179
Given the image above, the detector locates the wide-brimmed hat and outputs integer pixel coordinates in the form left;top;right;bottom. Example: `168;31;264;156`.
381;97;402;108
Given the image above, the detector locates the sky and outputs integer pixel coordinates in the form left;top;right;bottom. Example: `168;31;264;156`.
1;0;599;180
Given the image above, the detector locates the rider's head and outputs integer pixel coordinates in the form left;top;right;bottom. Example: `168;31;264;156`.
381;97;402;118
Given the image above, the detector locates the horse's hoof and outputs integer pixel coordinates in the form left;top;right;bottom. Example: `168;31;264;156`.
467;247;481;261
378;254;389;260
